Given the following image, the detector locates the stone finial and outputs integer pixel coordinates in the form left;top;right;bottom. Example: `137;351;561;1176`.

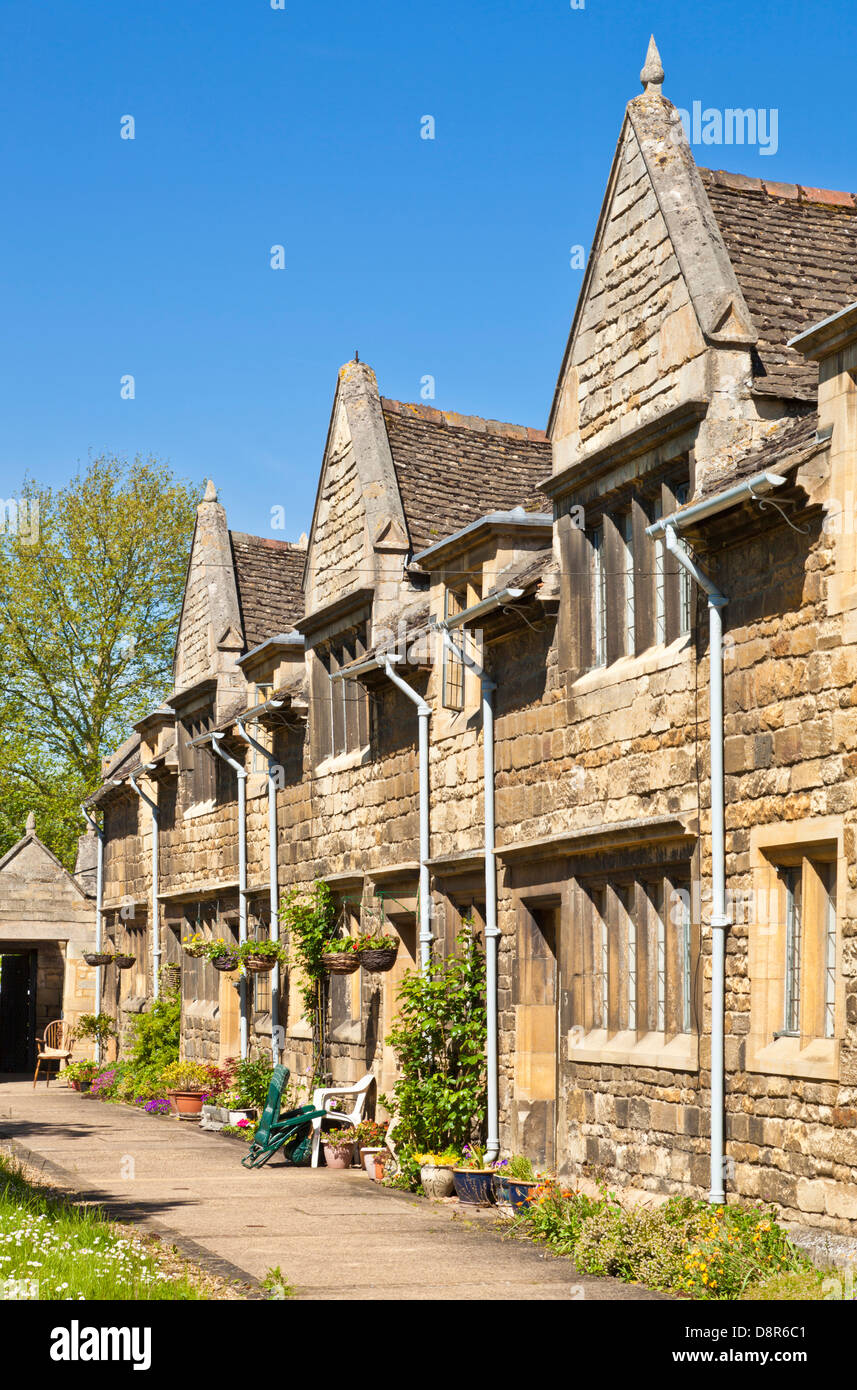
25;810;35;834
203;478;218;503
640;35;664;93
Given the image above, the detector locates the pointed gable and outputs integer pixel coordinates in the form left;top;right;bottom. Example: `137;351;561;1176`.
549;41;763;490
173;482;245;694
304;360;411;625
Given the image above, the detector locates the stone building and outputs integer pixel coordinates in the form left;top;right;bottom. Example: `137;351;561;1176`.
0;813;96;1071
87;42;857;1233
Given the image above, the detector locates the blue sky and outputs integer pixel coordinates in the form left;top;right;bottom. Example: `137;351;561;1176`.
1;0;854;538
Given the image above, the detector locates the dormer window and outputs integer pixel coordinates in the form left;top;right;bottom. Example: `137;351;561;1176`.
178;707;215;804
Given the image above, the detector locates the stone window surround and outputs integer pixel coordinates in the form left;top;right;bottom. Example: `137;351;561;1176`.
747;816;845;1083
567;869;698;1072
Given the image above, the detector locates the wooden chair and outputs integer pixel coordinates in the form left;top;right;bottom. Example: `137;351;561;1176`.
33;1020;74;1088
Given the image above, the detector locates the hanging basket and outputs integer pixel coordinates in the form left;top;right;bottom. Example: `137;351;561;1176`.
358;944;399;973
242;954;278;974
322;950;360;975
211;952;240;972
112;954;136;970
83;952;113;968
182;941;207;958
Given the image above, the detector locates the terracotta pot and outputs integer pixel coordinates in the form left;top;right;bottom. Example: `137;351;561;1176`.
322;951;360;975
358;945;399;973
420;1164;456;1199
67;1079;80;1092
211;953;240;972
242;955;277;974
167;1090;205;1116
452;1169;496;1205
373;1153;389;1182
323;1140;355;1170
361;1146;382;1177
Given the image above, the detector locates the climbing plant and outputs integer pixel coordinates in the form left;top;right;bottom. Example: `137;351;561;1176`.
278;880;340;1086
381;922;487;1156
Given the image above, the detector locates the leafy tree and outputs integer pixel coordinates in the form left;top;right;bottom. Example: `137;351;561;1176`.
0;455;202;865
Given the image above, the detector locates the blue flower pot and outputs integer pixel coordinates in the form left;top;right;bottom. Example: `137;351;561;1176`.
494;1173;538;1211
452;1169;496;1205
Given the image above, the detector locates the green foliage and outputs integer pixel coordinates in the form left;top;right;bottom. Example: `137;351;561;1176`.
74;1013;116;1044
63;1060;99;1083
160;1060;218;1093
278;880;339;1015
505;1154;537;1182
229;1057;275;1111
381;923;487;1158
238;938;287;964
203;939;239;961
512;1183;816;1299
0;455;202;867
126;995;181;1075
261;1265;296;1299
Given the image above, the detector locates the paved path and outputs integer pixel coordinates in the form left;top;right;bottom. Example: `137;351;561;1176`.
0;1078;663;1301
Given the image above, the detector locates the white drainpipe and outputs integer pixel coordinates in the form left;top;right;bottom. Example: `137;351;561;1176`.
647;468;786;1204
437;620;506;1165
211;733;249;1059
331;653;434;969
236;713;283;1066
80;804;104;1063
128;769;161;1002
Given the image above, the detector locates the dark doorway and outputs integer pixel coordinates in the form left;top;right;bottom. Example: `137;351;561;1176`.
0;951;37;1072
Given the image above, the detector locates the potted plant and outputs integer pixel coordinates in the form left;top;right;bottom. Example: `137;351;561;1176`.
112;952;136;970
321;937;360;975
160;1060;218;1116
416;1149;460;1199
321;1125;357;1169
355;931;399;973
353;1119;388;1175
83;950;114;967
237;939;287;974
73;1012;117;1053
205;938;240;972
64;1059;99;1093
182;933;208;958
492;1154;540;1213
452;1143;496;1205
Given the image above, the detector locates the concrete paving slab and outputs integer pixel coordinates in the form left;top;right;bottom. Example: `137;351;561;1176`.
0;1078;665;1301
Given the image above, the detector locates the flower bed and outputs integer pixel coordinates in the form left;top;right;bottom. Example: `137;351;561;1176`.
508;1180;822;1300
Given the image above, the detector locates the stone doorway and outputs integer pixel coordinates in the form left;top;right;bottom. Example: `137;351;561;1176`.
0;950;37;1072
513;902;559;1171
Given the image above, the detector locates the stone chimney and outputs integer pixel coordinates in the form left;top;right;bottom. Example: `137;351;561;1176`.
74;826;98;898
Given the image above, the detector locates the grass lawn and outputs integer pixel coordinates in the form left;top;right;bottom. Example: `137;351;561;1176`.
0;1148;243;1301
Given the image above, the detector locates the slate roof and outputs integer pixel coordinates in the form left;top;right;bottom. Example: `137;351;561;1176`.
380;399;551;555
700;170;857;403
229;533;306;650
698;410;824;498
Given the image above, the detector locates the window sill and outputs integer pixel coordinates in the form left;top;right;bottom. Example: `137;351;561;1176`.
182;798;216;820
567;1028;698;1070
314;745;371;776
570;633;692;697
747;1033;839;1082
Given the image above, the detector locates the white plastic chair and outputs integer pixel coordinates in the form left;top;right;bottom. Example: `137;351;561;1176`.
310;1071;376;1167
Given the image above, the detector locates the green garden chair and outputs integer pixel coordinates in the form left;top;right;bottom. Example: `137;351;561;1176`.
241;1064;329;1169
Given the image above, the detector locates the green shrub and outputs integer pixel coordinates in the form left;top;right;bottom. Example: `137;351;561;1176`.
511;1183;816;1300
126;995;181;1074
381;923;486;1157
